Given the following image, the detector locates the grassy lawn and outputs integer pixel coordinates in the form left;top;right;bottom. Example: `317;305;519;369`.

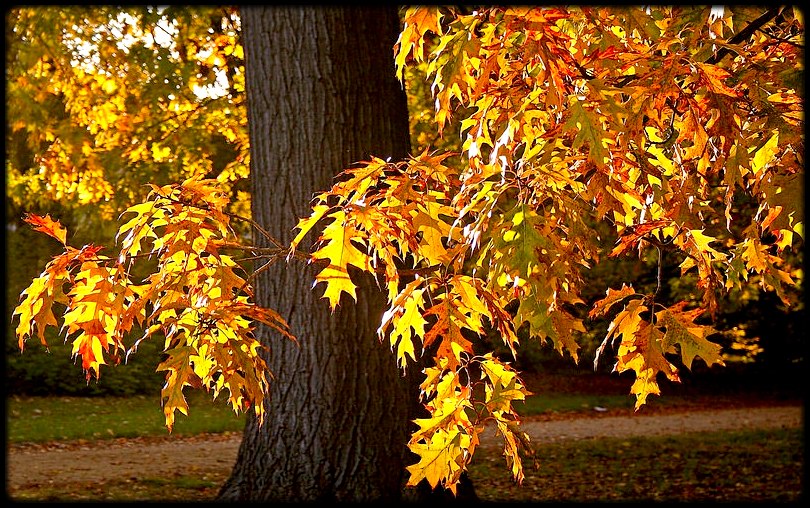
468;427;803;502
6;391;247;443
6;391;802;502
5;390;660;445
7;391;636;445
4;387;794;444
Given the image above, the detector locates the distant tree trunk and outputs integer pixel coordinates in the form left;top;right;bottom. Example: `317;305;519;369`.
217;7;415;502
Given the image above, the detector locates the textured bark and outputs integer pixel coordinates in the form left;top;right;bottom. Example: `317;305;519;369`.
217;7;415;502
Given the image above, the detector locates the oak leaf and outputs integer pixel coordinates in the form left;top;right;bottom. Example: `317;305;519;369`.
656;302;724;370
406;428;471;494
23;213;68;245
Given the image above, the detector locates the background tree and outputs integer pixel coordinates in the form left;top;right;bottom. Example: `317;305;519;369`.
5;6;251;235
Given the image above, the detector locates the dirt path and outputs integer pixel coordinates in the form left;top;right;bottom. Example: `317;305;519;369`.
6;404;802;491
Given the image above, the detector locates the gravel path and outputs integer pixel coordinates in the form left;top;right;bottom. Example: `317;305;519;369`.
6;404;802;490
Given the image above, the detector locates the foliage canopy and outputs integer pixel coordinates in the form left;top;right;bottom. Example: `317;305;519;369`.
10;5;804;493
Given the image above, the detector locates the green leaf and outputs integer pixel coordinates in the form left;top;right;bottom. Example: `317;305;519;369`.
563;97;608;167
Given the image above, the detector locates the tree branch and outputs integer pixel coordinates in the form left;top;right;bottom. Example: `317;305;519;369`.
705;7;782;65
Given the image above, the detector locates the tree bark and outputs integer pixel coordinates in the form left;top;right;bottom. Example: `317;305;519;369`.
218;6;415;502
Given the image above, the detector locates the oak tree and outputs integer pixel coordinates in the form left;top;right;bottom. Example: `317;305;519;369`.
216;6;418;501
11;5;804;497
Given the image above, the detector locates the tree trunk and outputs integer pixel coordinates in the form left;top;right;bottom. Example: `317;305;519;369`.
217;6;416;502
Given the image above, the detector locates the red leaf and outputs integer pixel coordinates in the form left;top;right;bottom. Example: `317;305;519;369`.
24;213;68;245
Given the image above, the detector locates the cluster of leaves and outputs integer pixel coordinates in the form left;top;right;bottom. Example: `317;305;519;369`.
13;180;293;429
11;5;804;495
289;5;803;491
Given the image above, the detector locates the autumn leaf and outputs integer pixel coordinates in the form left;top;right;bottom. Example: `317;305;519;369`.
23;213;68;245
656;302;724;370
480;355;530;413
157;345;201;431
549;310;586;364
614;322;680;409
412;201;455;265
594;297;646;371
696;62;741;97
563;97;609;167
395;6;443;79
9;6;804;495
589;284;638;319
378;278;428;369
289;203;331;254
406;428;471;494
14;273;60;348
422;298;475;371
610;220;672;257
310;210;372;310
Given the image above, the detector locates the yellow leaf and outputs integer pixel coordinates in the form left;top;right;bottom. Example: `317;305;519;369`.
395;7;443;78
151;143;171;162
480;356;529;413
314;264;357;310
741;238;769;273
449;275;490;319
406;428;470;494
311;211;370;271
310;210;371;310
750;131;779;175
379;279;428;369
614;322;679;409
412;202;454;264
412;388;473;441
290;204;331;253
13;273;59;347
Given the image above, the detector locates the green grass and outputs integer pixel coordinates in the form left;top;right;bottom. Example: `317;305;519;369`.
2;390;752;444
6;393;802;502
468;427;803;502
6;391;247;443
8;391;618;444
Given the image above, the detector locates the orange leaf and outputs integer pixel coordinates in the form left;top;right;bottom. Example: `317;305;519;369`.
24;213;68;245
422;299;474;370
610;220;671;257
589;284;637;318
697;63;741;97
